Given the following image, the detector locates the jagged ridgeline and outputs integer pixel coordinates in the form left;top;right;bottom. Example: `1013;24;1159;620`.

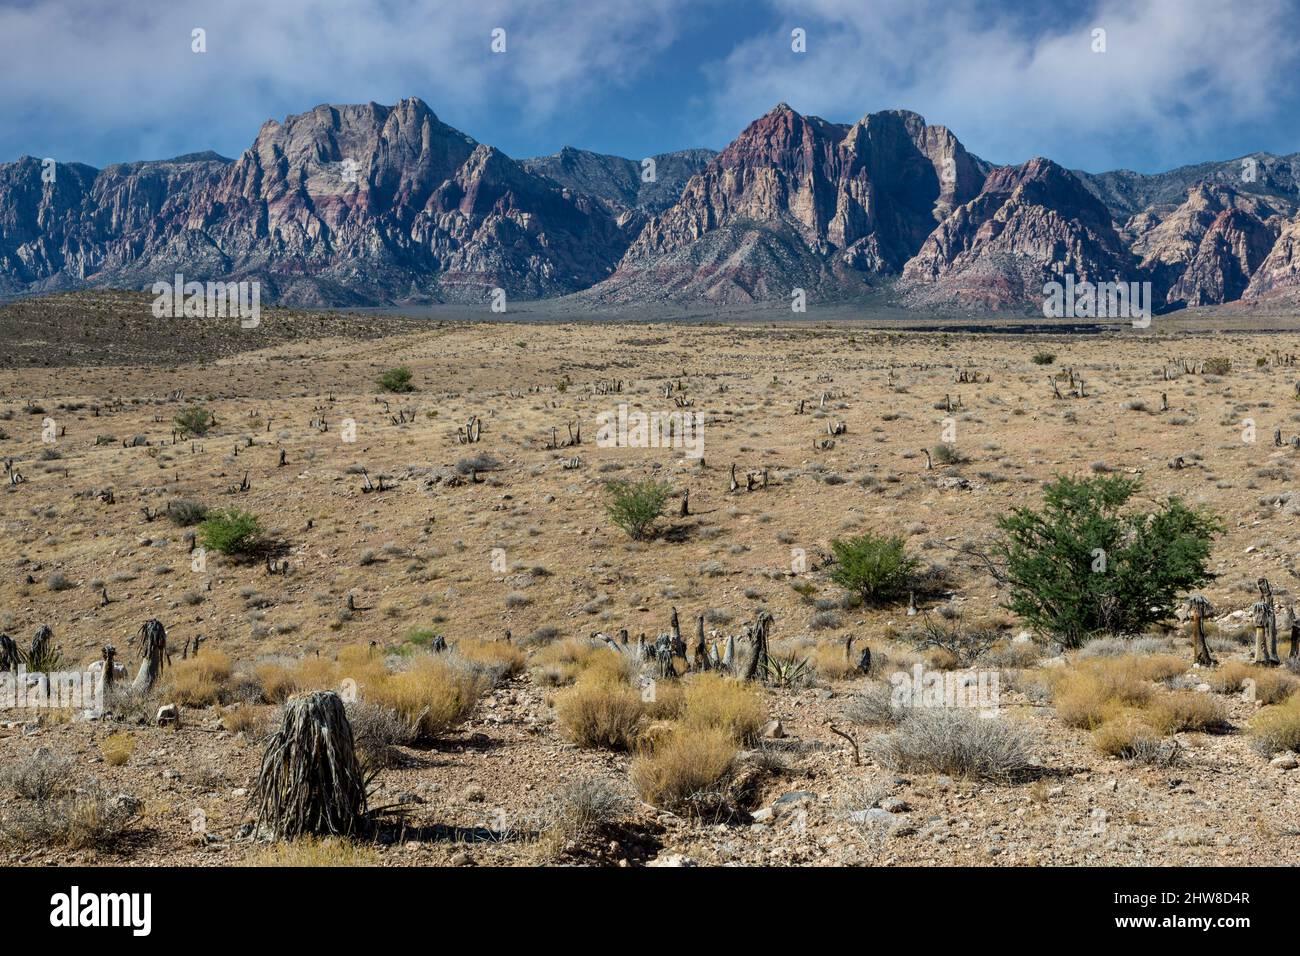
2;97;1299;311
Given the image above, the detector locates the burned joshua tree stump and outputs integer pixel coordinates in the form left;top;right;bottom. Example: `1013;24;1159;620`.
132;619;169;691
253;690;367;839
1187;595;1214;667
1252;578;1282;667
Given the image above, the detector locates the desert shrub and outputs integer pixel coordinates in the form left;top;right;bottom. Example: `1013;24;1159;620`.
1209;660;1298;704
255;662;298;703
1;749;72;800
377;366;415;393
455;637;526;680
369;655;487;740
174;404;215;437
554;675;646;750
1249;696;1300;754
166;498;209;526
932;443;967;465
1050;661;1153;729
248;836;380;867
679;673;766;744
543;777;628;842
220;702;266;736
99;732;136;767
1203;357;1232;376
0;783;137;850
1092;709;1163;758
346;700;416;769
984;639;1042;669
198;508;266;557
630;727;738;815
604;479;672;540
1147;691;1230;735
842;682;902;726
47;571;74;592
829;532;919;605
1031;351;1056;365
163;651;233;706
996;475;1220;647
869;709;1035;782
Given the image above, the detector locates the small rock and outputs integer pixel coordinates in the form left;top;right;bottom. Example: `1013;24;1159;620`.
155;704;179;727
648;853;697;867
1271;754;1298;770
448;851;471;866
761;719;785;739
879;797;910;813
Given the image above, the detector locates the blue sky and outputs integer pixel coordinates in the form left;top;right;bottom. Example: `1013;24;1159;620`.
3;0;1299;174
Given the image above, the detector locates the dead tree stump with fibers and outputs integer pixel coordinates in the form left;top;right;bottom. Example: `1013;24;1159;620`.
1253;578;1281;666
1188;595;1214;667
253;691;367;839
132;619;169;692
742;610;775;681
0;634;17;673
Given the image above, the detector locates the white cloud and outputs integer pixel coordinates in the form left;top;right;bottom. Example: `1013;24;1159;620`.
0;0;695;162
700;0;1300;171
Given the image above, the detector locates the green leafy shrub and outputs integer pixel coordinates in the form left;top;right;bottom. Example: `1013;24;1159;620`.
995;475;1220;648
604;479;672;540
1031;352;1056;365
377;367;415;393
174;405;215;437
198;508;266;557
829;532;920;605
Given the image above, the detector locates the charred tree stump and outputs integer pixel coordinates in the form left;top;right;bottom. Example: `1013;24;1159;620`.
253;690;367;839
1253;578;1281;666
1188;595;1214;667
132;619;168;692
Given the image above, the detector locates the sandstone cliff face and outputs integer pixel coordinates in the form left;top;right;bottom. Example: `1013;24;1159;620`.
5;96;1300;312
0;99;628;305
587;104;986;303
1244;217;1300;303
899;158;1132;309
1127;184;1286;308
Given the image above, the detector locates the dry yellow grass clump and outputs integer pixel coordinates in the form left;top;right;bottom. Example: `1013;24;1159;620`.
679;673;767;743
163;651;233;706
455;637;526;677
1147;690;1229;735
554;674;646;750
1051;659;1153;729
99;731;136;766
1091;709;1162;758
368;655;487;740
1249;695;1300;754
629;726;738;814
1208;661;1297;704
247;836;381;867
808;641;859;680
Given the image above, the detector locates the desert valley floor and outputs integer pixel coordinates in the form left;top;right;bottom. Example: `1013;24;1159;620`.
3;291;1300;867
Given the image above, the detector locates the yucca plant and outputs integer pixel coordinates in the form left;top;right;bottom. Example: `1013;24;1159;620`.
760;651;810;688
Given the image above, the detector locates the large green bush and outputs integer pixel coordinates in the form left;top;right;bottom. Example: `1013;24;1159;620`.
995;475;1220;647
604;479;672;540
198;508;266;557
829;532;920;605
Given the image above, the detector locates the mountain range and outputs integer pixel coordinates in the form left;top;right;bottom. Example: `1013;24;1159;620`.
3;96;1299;313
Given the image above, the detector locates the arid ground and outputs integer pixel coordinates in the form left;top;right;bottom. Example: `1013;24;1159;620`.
3;291;1300;867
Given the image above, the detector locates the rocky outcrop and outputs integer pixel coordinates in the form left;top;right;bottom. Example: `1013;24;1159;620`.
520;147;714;216
0;99;628;305
1244;217;1300;303
586;104;986;303
899;158;1132;310
1129;184;1284;308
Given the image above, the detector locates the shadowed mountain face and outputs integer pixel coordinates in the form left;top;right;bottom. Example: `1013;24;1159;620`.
3;96;1300;311
0;99;628;305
